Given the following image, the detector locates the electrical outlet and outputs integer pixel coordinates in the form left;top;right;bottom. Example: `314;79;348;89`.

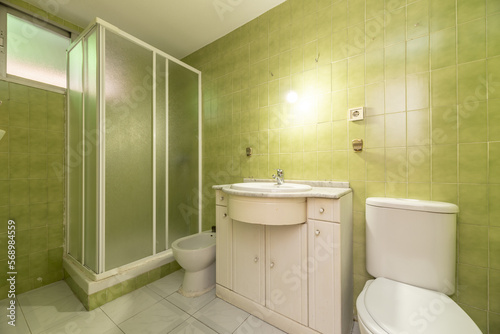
348;107;364;121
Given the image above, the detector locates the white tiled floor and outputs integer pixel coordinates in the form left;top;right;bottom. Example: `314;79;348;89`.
1;271;361;334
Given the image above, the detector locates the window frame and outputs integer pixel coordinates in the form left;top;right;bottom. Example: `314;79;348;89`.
0;2;79;93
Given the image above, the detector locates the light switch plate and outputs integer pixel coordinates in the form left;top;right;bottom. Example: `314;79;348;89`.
348;107;364;121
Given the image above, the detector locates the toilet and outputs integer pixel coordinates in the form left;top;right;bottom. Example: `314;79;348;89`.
172;232;216;297
357;197;481;334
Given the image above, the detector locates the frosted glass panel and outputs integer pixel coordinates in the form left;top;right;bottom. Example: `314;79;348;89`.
156;55;167;253
83;30;98;272
6;14;70;87
67;41;83;261
104;30;154;271
168;60;199;248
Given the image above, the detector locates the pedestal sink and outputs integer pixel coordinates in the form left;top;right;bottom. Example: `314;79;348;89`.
230;182;312;193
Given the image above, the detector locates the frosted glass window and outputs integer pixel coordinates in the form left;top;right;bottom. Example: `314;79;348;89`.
6;14;70;88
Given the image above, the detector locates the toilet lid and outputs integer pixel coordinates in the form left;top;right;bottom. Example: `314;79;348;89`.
364;278;481;334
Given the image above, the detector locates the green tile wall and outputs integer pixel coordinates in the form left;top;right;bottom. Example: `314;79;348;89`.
183;0;500;332
0;1;84;299
0;81;66;298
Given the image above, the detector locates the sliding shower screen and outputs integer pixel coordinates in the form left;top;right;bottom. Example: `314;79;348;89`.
66;19;201;274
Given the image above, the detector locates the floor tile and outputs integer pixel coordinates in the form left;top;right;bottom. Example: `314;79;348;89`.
102;328;125;334
168;317;218;334
146;270;184;298
166;289;216;315
0;310;31;334
23;293;86;334
234;315;286;334
17;281;74;313
38;308;116;334
101;287;163;325
193;298;249;334
119;299;189;334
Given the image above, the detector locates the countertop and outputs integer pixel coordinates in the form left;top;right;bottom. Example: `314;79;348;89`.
213;179;352;199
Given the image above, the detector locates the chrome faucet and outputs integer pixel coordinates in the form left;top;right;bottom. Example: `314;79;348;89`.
272;169;284;185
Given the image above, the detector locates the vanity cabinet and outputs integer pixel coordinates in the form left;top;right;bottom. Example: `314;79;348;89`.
214;186;352;334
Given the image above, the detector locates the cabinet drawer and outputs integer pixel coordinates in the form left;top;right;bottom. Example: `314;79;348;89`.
307;198;340;222
216;190;228;206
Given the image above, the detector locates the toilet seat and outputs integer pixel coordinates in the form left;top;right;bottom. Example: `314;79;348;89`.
357;278;481;334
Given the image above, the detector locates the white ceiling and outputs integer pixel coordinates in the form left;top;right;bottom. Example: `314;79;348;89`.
23;0;286;59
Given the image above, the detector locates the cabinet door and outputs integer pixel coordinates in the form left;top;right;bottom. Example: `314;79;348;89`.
232;220;265;305
216;205;232;289
308;219;341;334
266;224;308;325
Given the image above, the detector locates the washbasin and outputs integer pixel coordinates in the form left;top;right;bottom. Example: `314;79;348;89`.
230;182;312;193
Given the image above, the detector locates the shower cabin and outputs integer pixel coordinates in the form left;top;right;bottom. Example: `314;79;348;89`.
65;18;201;280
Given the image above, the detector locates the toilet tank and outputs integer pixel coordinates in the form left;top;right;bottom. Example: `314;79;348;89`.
366;198;459;295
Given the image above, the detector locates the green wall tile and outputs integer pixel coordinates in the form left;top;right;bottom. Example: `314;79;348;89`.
458;102;487;143
431;28;456;70
385;43;405;80
348;55;365;88
488;57;500;100
365;16;384;51
488;14;500;57
459;224;488;266
385;78;405;113
408;109;430;146
490;185;500;226
431;105;457;145
490;142;500;183
458;0;486;23
407;0;429;39
458;61;486;105
491;312;500;334
431;67;457;107
458;264;488;309
490;269;500;313
459;143;487;183
385;8;406;46
349;151;366;181
408;183;431;199
459;184;488;225
347;24;365;56
385;112;406;147
432;145;457;183
408;146;431;182
318;152;333;179
366;0;384;19
366;148;385;181
365;115;384;148
458;19;486;64
491;227;500;270
407;73;430;111
386;148;407;183
365;49;384;84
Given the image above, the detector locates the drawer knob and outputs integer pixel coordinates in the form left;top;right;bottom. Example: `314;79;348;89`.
315;229;321;236
319;208;325;213
223;213;227;218
254;257;259;263
220;196;224;201
270;262;275;268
